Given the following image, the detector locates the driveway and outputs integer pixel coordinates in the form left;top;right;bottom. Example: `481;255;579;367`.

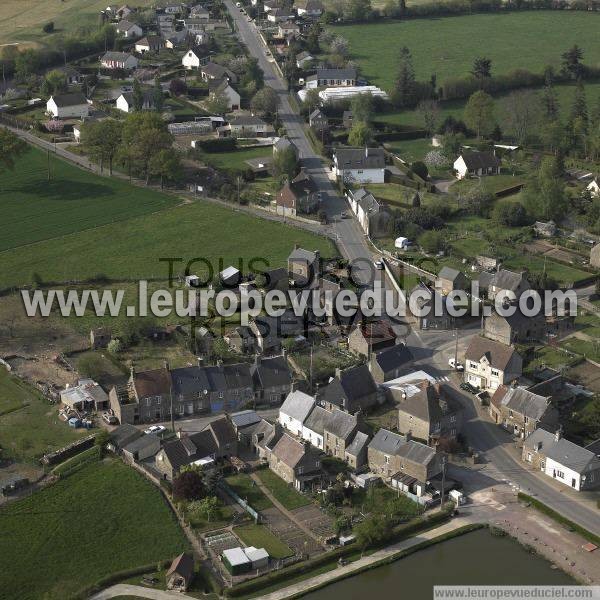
90;583;197;600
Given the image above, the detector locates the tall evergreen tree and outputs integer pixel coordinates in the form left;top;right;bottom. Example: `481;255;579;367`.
393;46;416;109
132;79;144;111
570;80;588;124
541;71;559;121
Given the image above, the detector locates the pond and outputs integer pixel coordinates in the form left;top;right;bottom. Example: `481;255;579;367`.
302;529;575;600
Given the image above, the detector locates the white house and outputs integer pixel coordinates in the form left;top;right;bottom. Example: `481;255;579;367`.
305;68;357;90
115;19;143;38
182;49;203;70
208;80;240;111
115;90;157;113
523;429;600;491
278;390;315;436
587;177;600;198
453;150;501;179
100;51;138;70
224;115;270;137
347;188;381;235
296;51;313;68
301;405;329;450
295;0;324;16
464;336;523;393
135;35;165;54
46;93;89;119
333;147;386;184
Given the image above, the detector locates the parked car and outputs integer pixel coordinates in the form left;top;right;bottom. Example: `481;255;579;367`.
374;259;384;270
341;211;349;219
460;382;478;394
142;575;158;586
144;424;167;435
448;358;464;371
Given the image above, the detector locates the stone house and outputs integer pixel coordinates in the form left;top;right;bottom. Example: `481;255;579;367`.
487;269;530;302
276;171;320;217
395;381;463;446
301;405;330;450
464;336;523;393
323;408;364;460
369;344;414;384
346;188;392;238
348;319;397;358
268;433;322;491
251;354;293;405
344;430;370;469
288;246;320;287
435;266;469;296
166;553;194;592
225;326;256;354
368;428;442;486
90;327;111;349
319;364;378;414
483;311;545;346
490;385;558;439
408;283;452;330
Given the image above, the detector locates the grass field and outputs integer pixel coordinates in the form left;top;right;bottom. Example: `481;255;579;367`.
0;373;86;461
333;12;600;92
198;147;273;171
225;473;274;511
366;182;438;208
234;524;294;559
0;460;188;600
0;147;178;253
0;0;154;47
0;368;33;415
256;468;311;510
0;150;334;288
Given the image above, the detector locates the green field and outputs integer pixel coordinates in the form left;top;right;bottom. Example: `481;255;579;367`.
0;373;86;461
225;473;274;511
333;12;600;92
0;147;178;252
234;523;294;559
0;460;188;600
198;146;273;171
256;468;311;510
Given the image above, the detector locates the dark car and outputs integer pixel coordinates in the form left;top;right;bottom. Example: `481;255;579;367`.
460;382;478;395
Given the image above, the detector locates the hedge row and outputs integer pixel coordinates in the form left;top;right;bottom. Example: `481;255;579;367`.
53;445;101;478
517;492;600;546
225;507;453;597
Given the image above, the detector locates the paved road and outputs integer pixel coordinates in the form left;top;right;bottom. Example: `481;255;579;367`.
225;0;375;284
90;583;197;600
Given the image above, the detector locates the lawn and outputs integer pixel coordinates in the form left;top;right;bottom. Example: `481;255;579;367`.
0;374;87;461
367;183;437;208
524;345;577;374
255;468;311;510
353;484;422;519
234;524;294;559
198;146;273;171
0;368;33;415
225;473;274;511
0;146;177;253
0;195;335;288
0;460;188;600
0;0;155;47
333;12;600;92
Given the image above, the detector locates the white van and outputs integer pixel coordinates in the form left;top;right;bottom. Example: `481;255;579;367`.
448;358;464;371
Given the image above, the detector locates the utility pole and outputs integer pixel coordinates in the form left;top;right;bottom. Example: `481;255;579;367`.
453;318;458;369
440;453;447;509
309;344;313;391
47;148;51;181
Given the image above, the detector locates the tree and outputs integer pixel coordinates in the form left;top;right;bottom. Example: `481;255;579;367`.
41;69;67;96
350;92;374;124
82;119;122;174
464;90;495;139
306;22;320;54
240;57;264;94
0;129;28;173
417;99;439;136
522;156;567;221
348;120;372;146
393;46;416;109
492;201;528;227
120;112;173;183
541;69;559;121
132;78;144;112
462;182;494;217
504;90;540;144
354;514;388;550
251;87;279;118
570;80;588;124
42;21;54;33
205;90;230;115
14;49;40;80
471;57;492;80
561;45;584;80
107;338;123;354
172;470;205;502
424;150;449;169
346;0;371;21
441;132;465;159
418;230;446;253
411;161;428;180
169;78;187;96
273;145;298;180
153;78;164;113
188;496;219;523
149;148;182;188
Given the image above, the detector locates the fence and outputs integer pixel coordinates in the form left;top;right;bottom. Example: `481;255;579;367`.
218;480;261;522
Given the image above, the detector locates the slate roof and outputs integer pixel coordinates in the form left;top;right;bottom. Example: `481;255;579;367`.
162;430;217;470
398;381;462;423
50;92;88;107
492;385;550;422
523;428;555;452
116;19;138;32
490;269;529;292
223;363;253;389
109;424;143;448
289;247;318;263
101;51;135;63
167;553;194;580
314;67;356;80
345;430;370;457
369;428;437;465
373;344;414;373
208;415;237;446
437;266;461;282
354;320;396;344
280;390;315;422
122;432;160;455
137;35;164;46
251;355;292;389
303;405;330;436
324;408;358;441
525;431;600;475
230;410;262;429
334;147;385;170
201;62;236;82
465;336;519;371
459;150;501;170
319;364;376;413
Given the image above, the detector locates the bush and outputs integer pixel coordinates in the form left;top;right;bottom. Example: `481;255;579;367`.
492;201;528;227
172;470;205;502
411;161;428;180
418;230;446;253
42;21;54;34
195;138;237;153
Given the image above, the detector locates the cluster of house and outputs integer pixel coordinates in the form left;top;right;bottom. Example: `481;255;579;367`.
107;354;292;425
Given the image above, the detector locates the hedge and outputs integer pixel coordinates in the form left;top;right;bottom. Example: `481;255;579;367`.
52;445;101;478
195;138;238;152
225;506;453;597
517;492;600;546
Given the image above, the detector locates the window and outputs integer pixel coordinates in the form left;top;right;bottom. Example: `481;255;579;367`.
298;466;304;475
526;453;532;462
509;410;513;418
450;415;456;423
384;455;390;464
469;361;478;370
146;398;152;407
555;470;565;479
491;369;499;377
524;416;529;424
156;397;161;405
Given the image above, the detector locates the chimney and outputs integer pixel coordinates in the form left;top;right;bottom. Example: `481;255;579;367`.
290;380;296;393
555;428;562;442
177;427;184;439
163;360;170;371
197;356;204;367
130;364;135;379
335;367;342;379
404;430;412;442
364;146;368;158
